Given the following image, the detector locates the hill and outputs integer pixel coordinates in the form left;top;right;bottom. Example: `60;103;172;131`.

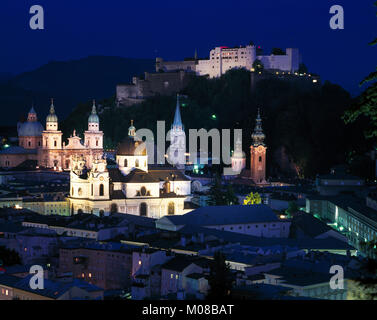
0;56;155;125
62;69;374;179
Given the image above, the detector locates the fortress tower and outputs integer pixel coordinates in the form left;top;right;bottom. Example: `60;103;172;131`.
250;109;267;184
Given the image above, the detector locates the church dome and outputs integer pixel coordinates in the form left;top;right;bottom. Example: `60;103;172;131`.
88;101;99;123
17;107;43;137
18;121;44;137
116;136;146;156
46;101;58;123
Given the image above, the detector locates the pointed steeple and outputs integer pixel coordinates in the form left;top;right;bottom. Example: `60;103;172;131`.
251;108;265;146
172;94;183;130
46;98;58;124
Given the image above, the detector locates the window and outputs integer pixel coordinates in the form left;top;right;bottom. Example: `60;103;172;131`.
91;184;93;196
168;202;175;215
28;141;31;147
54;141;57;147
140;202;147;216
135;159;139;167
124;159;128;167
140;186;147;196
78;188;82;196
259;156;262;162
99;184;104;196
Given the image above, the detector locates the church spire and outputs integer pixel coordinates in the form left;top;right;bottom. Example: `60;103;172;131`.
172;94;183;130
251;108;265;146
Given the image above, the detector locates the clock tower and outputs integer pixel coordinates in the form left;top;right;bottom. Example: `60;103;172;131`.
250;109;267;184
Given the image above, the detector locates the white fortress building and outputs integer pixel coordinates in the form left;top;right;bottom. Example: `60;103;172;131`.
156;44;300;78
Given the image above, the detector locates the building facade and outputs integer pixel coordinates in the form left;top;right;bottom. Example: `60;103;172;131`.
0;101;104;170
38;100;104;169
68;121;192;218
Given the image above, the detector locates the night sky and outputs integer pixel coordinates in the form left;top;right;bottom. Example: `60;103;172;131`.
1;0;376;95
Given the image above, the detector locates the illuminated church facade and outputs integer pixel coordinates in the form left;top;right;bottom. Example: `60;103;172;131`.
0;100;104;170
68;103;192;218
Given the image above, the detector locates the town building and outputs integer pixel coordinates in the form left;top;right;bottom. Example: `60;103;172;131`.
156;204;291;238
58;242;136;290
0;274;104;300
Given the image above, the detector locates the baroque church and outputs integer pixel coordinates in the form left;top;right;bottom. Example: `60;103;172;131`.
68;96;193;218
0;100;104;170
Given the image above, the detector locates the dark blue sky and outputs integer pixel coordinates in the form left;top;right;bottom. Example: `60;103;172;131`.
1;0;376;95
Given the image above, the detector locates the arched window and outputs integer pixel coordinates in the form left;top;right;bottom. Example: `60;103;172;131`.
124;159;128;167
96;140;98;147
140;186;147;196
140;203;147;216
259;156;262;162
91;184;93;196
135;159;139;167
77;209;83;215
28;141;31;147
168;202;175;215
99;184;104;196
78;188;82;196
54;141;57;147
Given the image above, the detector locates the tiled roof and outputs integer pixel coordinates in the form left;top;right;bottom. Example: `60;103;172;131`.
160;204;279;227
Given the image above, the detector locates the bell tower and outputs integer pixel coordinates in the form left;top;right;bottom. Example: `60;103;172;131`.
250;109;267;184
168;94;186;169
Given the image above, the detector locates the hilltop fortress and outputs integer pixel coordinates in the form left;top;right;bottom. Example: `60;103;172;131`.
116;44;300;106
156;45;300;77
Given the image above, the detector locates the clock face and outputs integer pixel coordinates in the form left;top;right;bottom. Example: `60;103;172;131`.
99;176;104;181
258;146;264;153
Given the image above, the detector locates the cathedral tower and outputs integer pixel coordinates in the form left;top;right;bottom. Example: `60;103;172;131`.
40;99;63;168
250;109;267;184
84;100;103;149
168;94;186;169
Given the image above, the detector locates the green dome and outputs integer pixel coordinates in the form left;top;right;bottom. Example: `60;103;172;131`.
46;102;58;123
88;102;99;123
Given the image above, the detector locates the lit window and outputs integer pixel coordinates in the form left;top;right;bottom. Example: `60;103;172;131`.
171;274;173;279
89;273;92;278
138;260;142;265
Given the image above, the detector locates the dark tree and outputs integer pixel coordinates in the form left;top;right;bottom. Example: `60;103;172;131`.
252;59;264;72
0;246;21;266
271;48;285;55
298;63;308;74
343;1;377;138
206;251;233;300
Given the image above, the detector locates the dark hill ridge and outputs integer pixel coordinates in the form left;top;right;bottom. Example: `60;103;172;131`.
0;56;155;125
